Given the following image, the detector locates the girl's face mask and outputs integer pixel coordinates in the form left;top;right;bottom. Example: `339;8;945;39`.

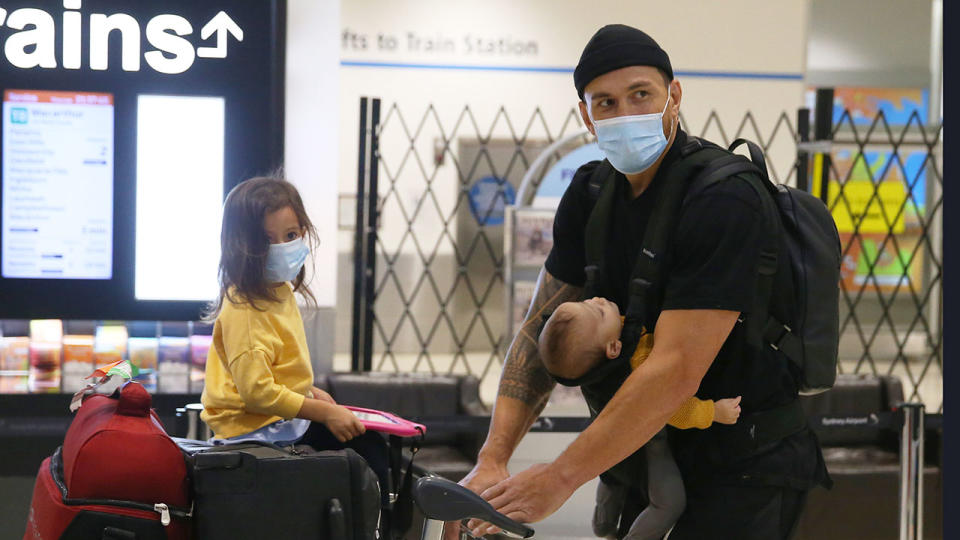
264;236;309;283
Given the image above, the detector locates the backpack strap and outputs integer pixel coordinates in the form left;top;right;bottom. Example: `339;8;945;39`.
624;139;728;330
583;159;617;299
683;140;783;349
726;141;807;366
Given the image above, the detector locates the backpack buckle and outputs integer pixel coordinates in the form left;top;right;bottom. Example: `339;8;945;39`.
768;324;793;351
630;278;652;296
585;265;600;283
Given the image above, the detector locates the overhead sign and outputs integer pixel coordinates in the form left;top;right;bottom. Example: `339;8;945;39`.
0;0;285;321
0;1;243;74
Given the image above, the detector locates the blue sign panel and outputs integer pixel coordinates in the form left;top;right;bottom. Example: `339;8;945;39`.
468;176;515;226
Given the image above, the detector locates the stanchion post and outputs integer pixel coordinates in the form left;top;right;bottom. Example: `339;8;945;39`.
812;88;834;204
351;98;370;372
796;107;810;192
899;403;925;540
362;98;381;373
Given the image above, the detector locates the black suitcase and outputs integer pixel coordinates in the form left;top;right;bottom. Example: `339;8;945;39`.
185;442;381;540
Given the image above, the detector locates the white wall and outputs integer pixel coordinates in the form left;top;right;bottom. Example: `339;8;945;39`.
338;0;811;256
280;1;813;358
285;0;341;308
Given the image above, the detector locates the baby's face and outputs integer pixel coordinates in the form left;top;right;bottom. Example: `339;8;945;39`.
567;297;622;351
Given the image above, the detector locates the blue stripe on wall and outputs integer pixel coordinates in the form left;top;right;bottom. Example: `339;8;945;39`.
340;60;803;80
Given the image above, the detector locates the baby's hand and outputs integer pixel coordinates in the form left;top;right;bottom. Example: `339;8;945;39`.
324;404;366;442
714;396;742;424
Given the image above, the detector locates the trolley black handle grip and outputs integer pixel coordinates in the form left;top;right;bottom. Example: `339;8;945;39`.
412;476;535;538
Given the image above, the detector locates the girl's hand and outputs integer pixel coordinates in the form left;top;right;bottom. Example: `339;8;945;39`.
714;396;742;424
310;386;336;404
324;404;366;442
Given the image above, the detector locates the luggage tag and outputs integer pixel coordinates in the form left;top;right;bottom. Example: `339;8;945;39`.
69;359;141;412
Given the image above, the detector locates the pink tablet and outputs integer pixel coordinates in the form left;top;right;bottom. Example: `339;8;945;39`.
345;406;426;437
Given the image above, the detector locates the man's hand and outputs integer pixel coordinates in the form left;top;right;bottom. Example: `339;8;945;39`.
441;460;510;539
472;463;575;536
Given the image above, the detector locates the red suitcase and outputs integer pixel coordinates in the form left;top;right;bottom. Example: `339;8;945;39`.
24;381;191;539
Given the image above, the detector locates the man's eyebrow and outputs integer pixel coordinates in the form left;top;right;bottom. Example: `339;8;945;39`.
590;80;655;101
627;81;654;91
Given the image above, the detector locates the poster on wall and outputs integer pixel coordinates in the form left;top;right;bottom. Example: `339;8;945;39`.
512;280;536;333
805;87;929;127
512;208;554;267
828;148;928;293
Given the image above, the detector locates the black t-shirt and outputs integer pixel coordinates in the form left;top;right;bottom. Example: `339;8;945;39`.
545;128;825;490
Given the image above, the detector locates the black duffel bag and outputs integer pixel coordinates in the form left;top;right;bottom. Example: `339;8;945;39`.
181;441;381;540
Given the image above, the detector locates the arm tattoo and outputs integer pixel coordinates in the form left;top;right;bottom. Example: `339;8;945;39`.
499;269;583;409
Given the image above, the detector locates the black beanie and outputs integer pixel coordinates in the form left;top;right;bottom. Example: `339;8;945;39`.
574;24;673;100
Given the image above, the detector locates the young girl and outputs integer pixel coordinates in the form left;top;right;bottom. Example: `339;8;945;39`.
199;174;389;500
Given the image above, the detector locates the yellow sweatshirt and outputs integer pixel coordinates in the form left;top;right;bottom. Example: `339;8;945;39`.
629;325;715;430
201;283;313;439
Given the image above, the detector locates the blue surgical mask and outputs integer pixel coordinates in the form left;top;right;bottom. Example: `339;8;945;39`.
264;237;309;283
592;95;675;175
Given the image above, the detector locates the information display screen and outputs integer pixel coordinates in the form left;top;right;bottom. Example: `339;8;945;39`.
2;90;114;280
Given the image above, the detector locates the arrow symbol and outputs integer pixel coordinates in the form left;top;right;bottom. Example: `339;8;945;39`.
197;11;243;59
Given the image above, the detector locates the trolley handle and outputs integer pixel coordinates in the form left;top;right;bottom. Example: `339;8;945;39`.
413;476;535;538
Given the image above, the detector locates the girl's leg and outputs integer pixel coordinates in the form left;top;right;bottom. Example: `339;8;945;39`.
622;428;686;540
298;422;391;506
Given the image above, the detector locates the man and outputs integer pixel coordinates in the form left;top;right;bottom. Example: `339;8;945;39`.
447;24;829;539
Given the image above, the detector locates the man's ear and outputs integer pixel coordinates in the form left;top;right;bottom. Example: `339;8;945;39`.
669;79;683;115
606;339;622;359
579;101;596;137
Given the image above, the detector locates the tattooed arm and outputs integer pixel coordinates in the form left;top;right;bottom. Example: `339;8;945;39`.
485;267;583;460
443;268;582;538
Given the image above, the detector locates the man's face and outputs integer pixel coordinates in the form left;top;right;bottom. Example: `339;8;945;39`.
579;65;680;138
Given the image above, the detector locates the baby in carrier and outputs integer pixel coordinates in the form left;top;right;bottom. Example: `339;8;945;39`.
538;297;741;539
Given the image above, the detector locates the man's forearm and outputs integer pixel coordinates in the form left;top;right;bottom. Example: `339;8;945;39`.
552;348;693;488
551;309;737;489
479;269;581;465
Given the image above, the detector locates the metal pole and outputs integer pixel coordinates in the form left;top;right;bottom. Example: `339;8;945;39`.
796;107;810;192
351;98;369;372
813;88;835;205
899;403;925;540
926;0;943;372
419;519;445;540
362;99;381;373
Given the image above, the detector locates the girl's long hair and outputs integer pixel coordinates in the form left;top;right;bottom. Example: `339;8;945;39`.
203;172;318;321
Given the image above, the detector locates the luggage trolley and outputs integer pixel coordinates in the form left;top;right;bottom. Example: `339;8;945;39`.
413;475;535;539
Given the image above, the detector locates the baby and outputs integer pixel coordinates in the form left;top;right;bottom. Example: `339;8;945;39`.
538;297;741;540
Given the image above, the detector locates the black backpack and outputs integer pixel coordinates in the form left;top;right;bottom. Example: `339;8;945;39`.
579;136;841;397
